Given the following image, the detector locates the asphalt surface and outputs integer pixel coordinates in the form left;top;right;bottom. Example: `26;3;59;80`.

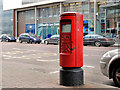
1;42;119;88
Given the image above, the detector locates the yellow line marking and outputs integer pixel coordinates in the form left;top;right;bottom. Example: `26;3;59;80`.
53;53;57;56
22;56;26;57
83;54;88;56
36;59;57;62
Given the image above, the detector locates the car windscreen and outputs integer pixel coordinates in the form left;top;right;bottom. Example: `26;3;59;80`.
7;35;12;37
29;34;36;38
97;35;104;38
51;35;59;38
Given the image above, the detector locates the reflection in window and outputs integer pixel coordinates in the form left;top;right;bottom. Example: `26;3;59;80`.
82;2;89;14
70;3;76;12
90;2;94;13
25;10;35;24
39;8;43;18
63;4;69;12
39;8;49;18
53;5;59;17
49;6;53;17
39;6;59;18
76;2;82;13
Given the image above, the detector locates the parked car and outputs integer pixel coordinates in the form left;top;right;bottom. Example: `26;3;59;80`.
44;35;59;45
114;35;120;42
100;49;120;87
19;33;41;44
83;34;115;47
0;34;16;42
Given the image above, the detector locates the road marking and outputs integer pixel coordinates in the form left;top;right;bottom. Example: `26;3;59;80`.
12;57;22;59
14;51;23;53
3;55;12;58
83;54;88;56
49;71;59;74
22;56;26;57
37;57;41;58
13;48;21;50
30;50;37;52
53;53;58;56
4;58;10;59
3;55;8;57
7;56;12;58
25;58;30;59
36;59;57;62
83;65;95;68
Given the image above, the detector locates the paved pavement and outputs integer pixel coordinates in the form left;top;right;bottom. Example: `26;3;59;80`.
112;43;120;47
2;59;119;89
1;42;120;89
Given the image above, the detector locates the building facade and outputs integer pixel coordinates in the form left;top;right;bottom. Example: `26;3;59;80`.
99;1;120;36
12;0;120;39
0;0;13;35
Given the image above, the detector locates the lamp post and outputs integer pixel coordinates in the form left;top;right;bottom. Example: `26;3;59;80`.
94;0;97;34
117;22;120;35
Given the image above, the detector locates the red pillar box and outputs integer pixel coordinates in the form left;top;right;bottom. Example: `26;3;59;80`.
59;12;84;86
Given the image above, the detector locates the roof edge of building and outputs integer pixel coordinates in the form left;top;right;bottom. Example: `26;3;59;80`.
15;0;66;10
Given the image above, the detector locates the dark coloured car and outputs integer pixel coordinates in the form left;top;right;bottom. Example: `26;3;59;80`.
83;34;115;47
44;35;59;45
0;34;16;42
19;33;41;44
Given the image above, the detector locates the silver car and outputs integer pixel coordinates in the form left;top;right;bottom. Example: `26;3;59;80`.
44;35;59;45
100;49;120;87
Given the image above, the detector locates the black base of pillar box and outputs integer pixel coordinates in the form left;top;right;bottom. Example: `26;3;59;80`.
60;67;84;86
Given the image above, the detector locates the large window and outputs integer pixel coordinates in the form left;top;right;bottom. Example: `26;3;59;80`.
90;2;94;13
37;23;59;39
63;4;69;12
53;5;59;17
25;9;35;34
76;2;82;13
69;3;76;12
39;5;59;18
82;2;89;14
25;9;35;24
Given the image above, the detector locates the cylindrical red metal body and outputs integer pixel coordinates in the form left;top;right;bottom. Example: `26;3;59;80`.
60;12;83;67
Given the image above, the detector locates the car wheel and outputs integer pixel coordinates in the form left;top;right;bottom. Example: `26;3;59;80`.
113;65;120;87
45;40;48;45
38;42;40;44
104;45;110;47
19;39;22;43
6;39;9;42
94;41;101;47
29;39;32;44
57;41;59;45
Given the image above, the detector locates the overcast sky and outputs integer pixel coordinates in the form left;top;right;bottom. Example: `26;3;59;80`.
3;0;22;10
